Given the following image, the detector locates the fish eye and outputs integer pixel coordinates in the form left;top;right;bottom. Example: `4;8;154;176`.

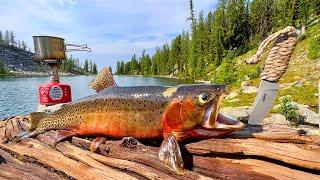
198;92;212;105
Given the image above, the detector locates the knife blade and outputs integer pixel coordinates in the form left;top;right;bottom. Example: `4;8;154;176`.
248;80;279;125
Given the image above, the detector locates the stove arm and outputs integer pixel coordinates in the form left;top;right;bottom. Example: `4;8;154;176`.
65;44;91;52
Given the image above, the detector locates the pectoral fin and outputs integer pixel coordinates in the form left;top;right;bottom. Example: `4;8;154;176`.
158;134;185;175
56;130;76;143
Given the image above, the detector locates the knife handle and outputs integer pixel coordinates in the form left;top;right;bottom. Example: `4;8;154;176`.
260;29;297;82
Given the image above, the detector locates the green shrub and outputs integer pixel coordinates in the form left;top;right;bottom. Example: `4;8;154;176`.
236;63;262;81
279;95;305;126
212;60;237;84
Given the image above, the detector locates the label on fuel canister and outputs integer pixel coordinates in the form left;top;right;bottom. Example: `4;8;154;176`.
49;85;63;100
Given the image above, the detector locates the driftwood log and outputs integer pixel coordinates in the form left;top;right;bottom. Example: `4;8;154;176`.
0;116;319;180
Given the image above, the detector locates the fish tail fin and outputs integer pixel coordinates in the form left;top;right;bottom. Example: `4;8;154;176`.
89;66;117;92
29;112;47;131
13;112;47;142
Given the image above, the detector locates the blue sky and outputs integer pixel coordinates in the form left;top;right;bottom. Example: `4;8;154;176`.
0;0;218;70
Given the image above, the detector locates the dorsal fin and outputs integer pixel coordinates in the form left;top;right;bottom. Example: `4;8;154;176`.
29;112;47;131
89;66;117;92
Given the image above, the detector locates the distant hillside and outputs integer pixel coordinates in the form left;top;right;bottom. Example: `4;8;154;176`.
0;44;48;73
0;29;98;76
0;43;98;76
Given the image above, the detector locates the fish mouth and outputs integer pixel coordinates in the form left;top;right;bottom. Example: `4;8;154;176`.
202;95;244;131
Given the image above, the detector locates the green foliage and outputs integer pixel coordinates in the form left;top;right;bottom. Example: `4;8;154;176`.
236;64;262;81
212;59;237;84
307;24;320;60
277;84;318;106
278;95;305;126
0;60;7;74
61;56;97;75
92;63;98;74
115;0;316;83
308;36;320;59
84;59;89;73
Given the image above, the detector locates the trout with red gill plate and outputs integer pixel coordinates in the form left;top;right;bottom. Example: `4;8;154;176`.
15;67;244;174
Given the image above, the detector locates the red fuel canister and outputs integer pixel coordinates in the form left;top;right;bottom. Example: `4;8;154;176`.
39;78;72;105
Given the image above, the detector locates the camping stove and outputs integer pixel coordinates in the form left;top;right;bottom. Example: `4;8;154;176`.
33;36;90;105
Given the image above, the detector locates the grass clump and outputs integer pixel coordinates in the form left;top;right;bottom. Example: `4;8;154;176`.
307;23;320;60
277;84;318;107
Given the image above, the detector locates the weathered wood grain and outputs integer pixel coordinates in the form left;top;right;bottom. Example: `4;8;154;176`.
230;124;320;145
0;149;64;180
1;116;320;180
0;139;135;180
186;138;320;170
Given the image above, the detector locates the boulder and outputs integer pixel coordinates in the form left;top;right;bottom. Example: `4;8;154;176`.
241;81;250;87
240;81;258;94
297;125;320;136
262;114;290;125
293;103;320;126
242;86;258;94
225;92;238;99
219;106;251;123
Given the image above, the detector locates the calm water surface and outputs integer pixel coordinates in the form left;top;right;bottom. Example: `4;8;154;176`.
0;75;185;119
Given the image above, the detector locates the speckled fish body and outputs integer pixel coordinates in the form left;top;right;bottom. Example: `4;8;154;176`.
58;86;169;139
18;83;245;175
30;84;244;141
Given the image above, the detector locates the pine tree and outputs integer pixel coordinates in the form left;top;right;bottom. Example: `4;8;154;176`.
0;60;6;74
250;0;274;42
120;61;125;75
204;12;214;66
88;60;93;73
18;40;21;49
272;0;297;29
180;31;190;73
21;41;27;50
9;31;15;46
130;54;139;75
92;63;98;74
188;0;195;22
169;35;182;75
140;49;147;75
84;59;89;73
195;11;206;79
4;30;10;45
116;61;120;74
108;66;112;74
0;31;2;44
212;4;224;67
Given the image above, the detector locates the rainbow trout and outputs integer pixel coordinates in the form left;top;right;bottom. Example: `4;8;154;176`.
16;68;244;174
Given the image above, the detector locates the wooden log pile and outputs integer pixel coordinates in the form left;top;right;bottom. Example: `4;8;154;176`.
0;116;319;179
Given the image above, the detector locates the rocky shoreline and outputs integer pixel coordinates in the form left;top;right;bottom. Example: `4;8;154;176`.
1;71;80;77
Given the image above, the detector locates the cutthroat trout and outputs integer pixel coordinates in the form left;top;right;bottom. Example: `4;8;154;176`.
16;68;244;174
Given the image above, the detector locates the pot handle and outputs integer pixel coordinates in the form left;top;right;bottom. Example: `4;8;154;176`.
64;43;91;52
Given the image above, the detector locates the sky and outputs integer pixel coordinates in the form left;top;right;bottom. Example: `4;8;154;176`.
0;0;218;71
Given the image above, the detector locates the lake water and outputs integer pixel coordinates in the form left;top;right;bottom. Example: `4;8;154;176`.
0;75;184;119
